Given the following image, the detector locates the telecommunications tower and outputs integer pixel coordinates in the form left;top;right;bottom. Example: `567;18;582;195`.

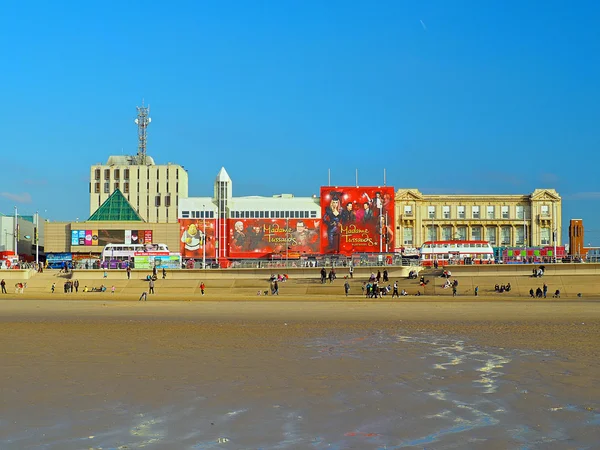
134;101;151;165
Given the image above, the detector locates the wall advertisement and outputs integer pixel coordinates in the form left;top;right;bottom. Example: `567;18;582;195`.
70;230;153;246
179;219;217;259
319;186;395;255
134;254;181;270
227;218;321;258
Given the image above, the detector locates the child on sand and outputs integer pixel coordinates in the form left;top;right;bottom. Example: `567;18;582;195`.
200;282;205;296
111;285;116;294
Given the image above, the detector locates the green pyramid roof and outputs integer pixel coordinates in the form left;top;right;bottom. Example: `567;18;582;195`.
88;189;145;222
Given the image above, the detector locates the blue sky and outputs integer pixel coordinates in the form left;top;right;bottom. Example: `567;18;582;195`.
1;1;599;244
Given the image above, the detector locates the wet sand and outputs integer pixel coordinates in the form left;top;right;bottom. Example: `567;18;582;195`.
1;300;599;448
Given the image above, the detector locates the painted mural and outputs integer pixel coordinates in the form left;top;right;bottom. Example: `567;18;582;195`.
320;186;395;255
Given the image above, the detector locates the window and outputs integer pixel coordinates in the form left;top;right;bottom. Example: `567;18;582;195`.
155;195;161;207
457;226;467;240
516;227;525;245
104;182;110;193
443;206;450;219
501;206;509;219
94;182;100;193
250;211;255;218
157;169;160;179
428;206;436;219
94;168;100;180
124;182;129;193
404;205;413;216
114;182;120;191
104;169;110;180
427;226;436;241
114;169;120;180
176;169;179;180
501;226;511;245
442;226;452;240
541;205;550;216
516;205;524;220
541;227;550;245
471;226;482;240
165;196;171;208
486;206;494;219
310;211;317;218
182;211;190;218
486;227;496;245
457;206;465;219
472;206;480;219
403;227;413;245
124;169;130;180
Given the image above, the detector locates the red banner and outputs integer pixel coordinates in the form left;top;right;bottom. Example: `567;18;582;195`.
144;230;153;244
320;186;395;255
179;219;217;258
227;218;321;258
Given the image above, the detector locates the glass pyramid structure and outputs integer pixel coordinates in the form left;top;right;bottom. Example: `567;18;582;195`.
88;189;144;222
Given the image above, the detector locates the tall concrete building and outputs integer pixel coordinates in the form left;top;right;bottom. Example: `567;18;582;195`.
89;157;188;223
394;188;562;249
88;103;188;223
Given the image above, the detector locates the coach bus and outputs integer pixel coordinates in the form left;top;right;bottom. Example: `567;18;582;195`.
420;240;495;267
101;243;170;268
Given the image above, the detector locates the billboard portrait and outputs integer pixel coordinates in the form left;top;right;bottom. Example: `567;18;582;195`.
179;219;217;259
227;218;321;258
320;186;395;255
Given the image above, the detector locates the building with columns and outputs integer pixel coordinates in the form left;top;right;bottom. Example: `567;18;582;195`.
394;189;562;249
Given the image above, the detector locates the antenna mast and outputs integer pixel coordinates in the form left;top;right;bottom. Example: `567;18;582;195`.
134;101;151;165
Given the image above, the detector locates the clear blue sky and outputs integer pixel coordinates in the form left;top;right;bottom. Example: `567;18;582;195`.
1;0;599;244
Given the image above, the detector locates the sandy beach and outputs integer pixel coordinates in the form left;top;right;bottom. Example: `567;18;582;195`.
1;300;599;448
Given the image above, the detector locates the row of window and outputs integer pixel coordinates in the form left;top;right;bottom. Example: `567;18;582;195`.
181;211;216;219
401;225;551;246
92;182;179;195
230;210;318;219
94;168;180;181
403;204;548;220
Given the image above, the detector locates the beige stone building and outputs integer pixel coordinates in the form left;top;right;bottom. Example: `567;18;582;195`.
394;189;561;249
89;155;188;223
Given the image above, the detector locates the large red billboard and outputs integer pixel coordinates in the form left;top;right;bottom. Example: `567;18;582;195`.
179;219;217;259
320;186;395;254
228;218;321;258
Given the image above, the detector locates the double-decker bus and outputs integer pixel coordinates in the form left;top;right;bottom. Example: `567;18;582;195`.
101;243;170;268
420;240;494;266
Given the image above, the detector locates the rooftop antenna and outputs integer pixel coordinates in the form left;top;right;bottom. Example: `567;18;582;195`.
356;169;359;187
134;100;151;165
383;168;386;186
328;168;331;186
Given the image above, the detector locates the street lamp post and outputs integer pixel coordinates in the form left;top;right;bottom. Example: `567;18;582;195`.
35;211;39;266
202;204;206;270
286;217;289;268
14;206;18;258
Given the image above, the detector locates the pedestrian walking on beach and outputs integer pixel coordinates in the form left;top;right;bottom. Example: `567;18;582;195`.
344;280;350;297
200;282;205;295
149;279;155;294
127;266;131;279
320;267;326;284
162;268;166;279
51;283;55;293
74;279;79;293
349;265;354;279
1;279;6;294
139;291;147;301
392;281;399;298
111;285;116;294
474;286;479;296
452;285;457;297
103;271;107;279
543;283;548;298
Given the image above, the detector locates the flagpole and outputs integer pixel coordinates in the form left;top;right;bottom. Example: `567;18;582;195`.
14;206;18;258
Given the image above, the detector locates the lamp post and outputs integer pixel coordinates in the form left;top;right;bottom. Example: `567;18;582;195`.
286;217;289;268
14;206;18;258
35;211;39;266
202;204;206;270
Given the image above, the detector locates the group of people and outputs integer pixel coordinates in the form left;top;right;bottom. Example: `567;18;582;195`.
494;283;512;293
368;270;389;283
320;267;337;284
532;266;546;277
529;283;557;298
